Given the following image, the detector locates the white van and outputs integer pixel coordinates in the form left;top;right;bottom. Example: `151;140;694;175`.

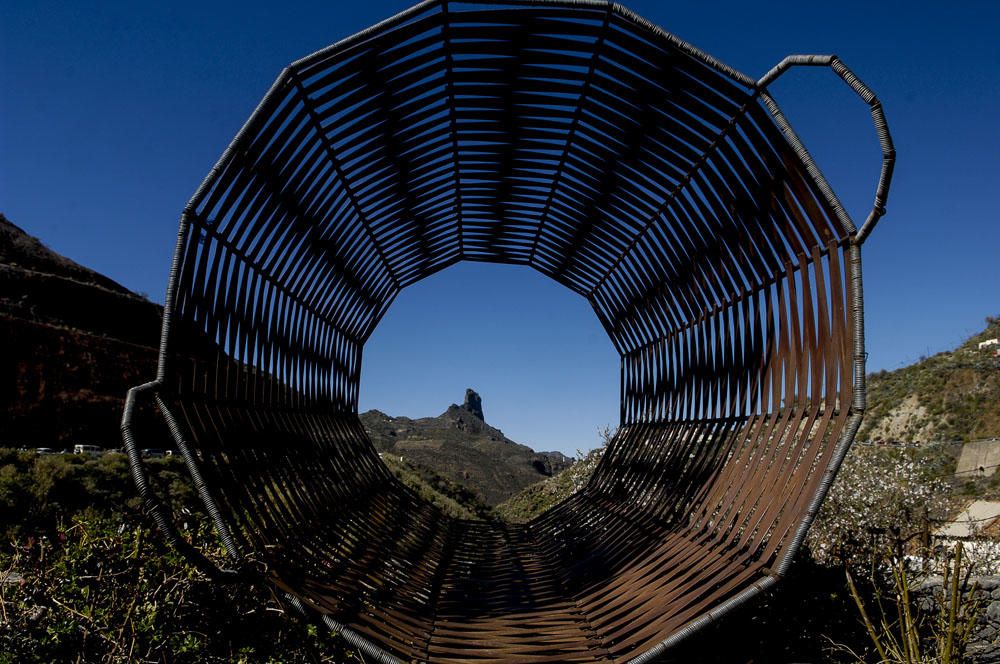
73;444;103;455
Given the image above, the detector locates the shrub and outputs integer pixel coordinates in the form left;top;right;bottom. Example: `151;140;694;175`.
0;451;362;662
0;513;360;663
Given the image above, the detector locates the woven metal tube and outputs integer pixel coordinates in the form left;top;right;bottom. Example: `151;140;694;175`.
125;1;893;661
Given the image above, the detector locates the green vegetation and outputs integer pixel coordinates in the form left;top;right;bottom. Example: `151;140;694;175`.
495;445;604;523
0;449;194;542
495;425;613;523
0;450;360;663
2;435;994;663
861;316;1000;443
379;453;496;521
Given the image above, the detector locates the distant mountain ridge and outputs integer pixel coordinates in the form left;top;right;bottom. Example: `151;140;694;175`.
0;213;162;344
0;213;134;293
361;389;574;505
0;214;163;447
860;316;1000;443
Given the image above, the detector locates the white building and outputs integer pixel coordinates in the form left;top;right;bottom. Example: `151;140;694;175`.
935;501;1000;540
935;501;1000;571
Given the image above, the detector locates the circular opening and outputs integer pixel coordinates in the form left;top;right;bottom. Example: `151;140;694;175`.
360;262;618;515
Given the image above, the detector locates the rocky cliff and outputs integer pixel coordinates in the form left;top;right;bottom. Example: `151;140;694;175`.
361;389;574;505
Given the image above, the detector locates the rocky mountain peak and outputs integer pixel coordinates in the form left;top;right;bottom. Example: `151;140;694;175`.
360;388;575;506
463;388;484;420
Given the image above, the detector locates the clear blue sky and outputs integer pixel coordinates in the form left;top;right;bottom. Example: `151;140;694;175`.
2;1;997;455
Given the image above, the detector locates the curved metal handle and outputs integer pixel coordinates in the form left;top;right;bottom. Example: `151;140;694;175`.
121;381;243;582
757;55;896;244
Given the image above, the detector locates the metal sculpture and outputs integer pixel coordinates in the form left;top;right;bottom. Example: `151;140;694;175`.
122;1;894;661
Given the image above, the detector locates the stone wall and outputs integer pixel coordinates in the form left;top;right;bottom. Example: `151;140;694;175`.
915;575;1000;663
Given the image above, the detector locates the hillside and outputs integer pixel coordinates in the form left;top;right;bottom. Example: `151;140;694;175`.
361;389;574;505
860;316;1000;442
495;444;604;522
379;453;496;521
0;214;164;448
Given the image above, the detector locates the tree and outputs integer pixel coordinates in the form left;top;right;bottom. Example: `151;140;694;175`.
808;445;950;570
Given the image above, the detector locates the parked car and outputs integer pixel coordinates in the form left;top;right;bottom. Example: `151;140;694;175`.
34;447;57;455
140;448;166;459
74;444;103;455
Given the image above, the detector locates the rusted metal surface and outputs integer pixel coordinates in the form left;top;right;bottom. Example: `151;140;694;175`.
122;1;893;661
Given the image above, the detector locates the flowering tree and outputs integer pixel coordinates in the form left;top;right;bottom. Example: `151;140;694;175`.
808;445;951;569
